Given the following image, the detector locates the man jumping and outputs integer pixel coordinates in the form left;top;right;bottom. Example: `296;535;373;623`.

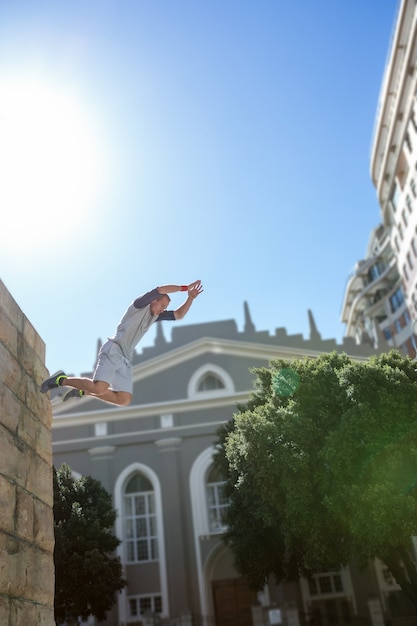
41;280;203;406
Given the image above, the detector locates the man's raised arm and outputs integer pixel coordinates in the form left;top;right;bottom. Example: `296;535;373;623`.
172;280;203;319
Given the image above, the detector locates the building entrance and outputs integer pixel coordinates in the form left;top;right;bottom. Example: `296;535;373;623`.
212;577;257;626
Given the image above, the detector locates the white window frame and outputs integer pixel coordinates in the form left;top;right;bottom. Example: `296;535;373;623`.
207;477;229;532
127;593;163;622
187;364;234;399
114;464;169;622
300;567;356;616
124;488;158;563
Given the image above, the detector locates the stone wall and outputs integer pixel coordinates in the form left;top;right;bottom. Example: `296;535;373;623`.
0;280;55;625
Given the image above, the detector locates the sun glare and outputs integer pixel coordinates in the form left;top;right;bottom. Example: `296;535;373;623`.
0;77;106;259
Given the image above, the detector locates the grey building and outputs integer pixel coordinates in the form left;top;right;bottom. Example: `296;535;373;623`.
52;305;405;626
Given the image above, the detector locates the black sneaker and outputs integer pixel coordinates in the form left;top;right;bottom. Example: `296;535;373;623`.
40;370;67;393
63;389;85;402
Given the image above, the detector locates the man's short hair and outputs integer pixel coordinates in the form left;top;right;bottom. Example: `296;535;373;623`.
156;293;171;304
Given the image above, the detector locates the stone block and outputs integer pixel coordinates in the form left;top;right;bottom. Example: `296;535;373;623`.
9;597;55;626
0;425;52;506
25;453;53;507
0;596;10;625
18;334;47;394
0;474;15;535
0;534;23;597
35;421;53;466
0;423;32;491
25;374;52;430
24;548;55;605
15;486;34;543
0;304;18;358
33;497;55;553
18;410;52;466
22;316;45;362
0;535;53;605
0;383;21;433
0;342;25;403
0;282;24;334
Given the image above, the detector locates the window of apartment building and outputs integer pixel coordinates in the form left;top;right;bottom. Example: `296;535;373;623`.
411;110;417;133
390;287;405;313
402;209;408;227
373;288;388;305
405;132;413;153
406;195;413;213
394;236;400;252
403;264;409;281
403;309;411;326
367;261;385;283
384;327;393;341
390;182;400;211
395;319;403;333
408;251;414;269
128;594;162;620
206;465;229;532
397;149;409;190
398;222;404;240
124;473;159;563
412;238;417;257
411;178;417;198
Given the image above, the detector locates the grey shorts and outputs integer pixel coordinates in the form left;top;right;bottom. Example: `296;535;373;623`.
93;340;133;394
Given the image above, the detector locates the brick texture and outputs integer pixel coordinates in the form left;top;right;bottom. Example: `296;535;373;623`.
0;280;55;625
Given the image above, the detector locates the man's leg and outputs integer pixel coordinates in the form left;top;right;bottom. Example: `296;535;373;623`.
41;372;132;406
64;377;132;406
89;388;132;406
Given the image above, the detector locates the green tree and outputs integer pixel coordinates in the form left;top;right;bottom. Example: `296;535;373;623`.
53;463;126;625
215;351;417;609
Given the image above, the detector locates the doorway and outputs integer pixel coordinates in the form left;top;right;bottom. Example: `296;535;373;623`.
212;577;257;626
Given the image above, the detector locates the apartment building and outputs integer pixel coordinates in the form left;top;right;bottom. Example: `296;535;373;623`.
344;0;417;355
340;224;411;352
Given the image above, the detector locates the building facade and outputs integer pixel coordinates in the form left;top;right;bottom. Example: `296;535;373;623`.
340;223;412;352
353;0;417;355
51;305;413;626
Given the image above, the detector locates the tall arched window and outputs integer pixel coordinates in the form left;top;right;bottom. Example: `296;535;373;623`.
206;465;229;532
124;473;158;563
115;464;169;622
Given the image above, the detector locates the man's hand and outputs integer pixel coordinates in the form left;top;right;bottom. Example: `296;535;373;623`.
173;280;203;319
188;280;203;299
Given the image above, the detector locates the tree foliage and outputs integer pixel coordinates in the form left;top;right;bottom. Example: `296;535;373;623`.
215;351;417;607
53;464;126;624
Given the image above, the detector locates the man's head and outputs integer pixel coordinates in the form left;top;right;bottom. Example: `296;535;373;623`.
150;294;170;316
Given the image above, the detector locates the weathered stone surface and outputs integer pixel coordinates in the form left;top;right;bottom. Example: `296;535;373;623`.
0;280;54;626
0;475;15;535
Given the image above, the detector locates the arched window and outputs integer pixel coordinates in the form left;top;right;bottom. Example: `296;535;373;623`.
115;463;169;622
198;373;225;392
124;473;158;563
187;364;234;398
206;465;229;532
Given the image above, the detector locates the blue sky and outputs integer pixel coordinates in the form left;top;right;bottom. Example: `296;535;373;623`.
0;0;399;376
